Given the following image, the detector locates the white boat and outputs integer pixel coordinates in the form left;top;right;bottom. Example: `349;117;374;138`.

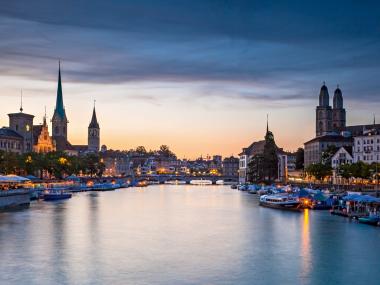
165;180;186;185
259;194;301;211
190;179;212;185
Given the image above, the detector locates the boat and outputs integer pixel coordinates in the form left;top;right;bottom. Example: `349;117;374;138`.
91;183;120;191
190;179;212;185
165;180;186;185
135;181;148;187
43;190;72;201
238;184;249;191
358;216;380;226
259;194;302;211
69;184;91;192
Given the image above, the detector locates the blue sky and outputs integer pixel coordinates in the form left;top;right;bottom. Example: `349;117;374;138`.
0;1;379;157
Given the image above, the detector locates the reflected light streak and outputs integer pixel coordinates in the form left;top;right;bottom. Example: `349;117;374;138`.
301;209;311;281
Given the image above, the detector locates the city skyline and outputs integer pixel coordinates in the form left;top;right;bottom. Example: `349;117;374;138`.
1;1;380;158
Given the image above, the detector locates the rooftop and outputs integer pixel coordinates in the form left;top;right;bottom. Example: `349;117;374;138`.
304;135;353;145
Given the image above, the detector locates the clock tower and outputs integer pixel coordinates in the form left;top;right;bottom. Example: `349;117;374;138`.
8;94;34;152
88;103;100;152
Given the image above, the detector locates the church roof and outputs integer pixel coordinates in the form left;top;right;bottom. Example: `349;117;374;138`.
333;86;343;109
319;83;330;107
0;127;24;139
239;140;266;156
71;145;88;152
8;112;34;118
54;136;73;151
304;135;353;145
53;62;67;120
336;124;380;137
32;125;43;145
89;107;99;129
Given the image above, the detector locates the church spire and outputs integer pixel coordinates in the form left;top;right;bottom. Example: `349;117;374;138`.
89;100;99;129
266;114;269;134
54;60;66;119
20;89;23;112
43;106;47;126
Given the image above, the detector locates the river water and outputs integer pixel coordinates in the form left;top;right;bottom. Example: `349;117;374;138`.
0;185;379;285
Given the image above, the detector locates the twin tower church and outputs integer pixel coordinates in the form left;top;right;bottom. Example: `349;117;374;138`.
316;83;346;136
0;62;100;155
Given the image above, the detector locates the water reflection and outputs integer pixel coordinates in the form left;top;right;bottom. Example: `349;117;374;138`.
300;209;311;282
0;186;379;285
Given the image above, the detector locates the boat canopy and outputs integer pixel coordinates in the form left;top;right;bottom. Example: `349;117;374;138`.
66;175;80;181
25;175;38;180
0;175;30;183
343;194;380;203
298;189;311;198
313;193;328;201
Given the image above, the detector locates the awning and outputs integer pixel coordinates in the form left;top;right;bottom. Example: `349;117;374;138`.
0;175;31;183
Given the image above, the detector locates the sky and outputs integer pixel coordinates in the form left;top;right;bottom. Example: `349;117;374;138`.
0;1;380;159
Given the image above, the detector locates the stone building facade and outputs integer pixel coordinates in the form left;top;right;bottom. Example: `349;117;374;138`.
0;128;23;153
304;135;353;167
222;156;239;177
8;111;34;153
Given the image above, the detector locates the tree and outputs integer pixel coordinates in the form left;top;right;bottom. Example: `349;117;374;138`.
135;146;147;155
262;130;278;183
338;163;352;183
247;154;264;183
158;145;176;158
305;163;332;182
321;145;338;166
295;148;304;170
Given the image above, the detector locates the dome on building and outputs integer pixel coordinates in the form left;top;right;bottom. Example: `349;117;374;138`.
333;86;343;109
101;145;107;152
319;83;330;107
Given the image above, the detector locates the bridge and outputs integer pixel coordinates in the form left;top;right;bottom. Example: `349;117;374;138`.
136;174;238;184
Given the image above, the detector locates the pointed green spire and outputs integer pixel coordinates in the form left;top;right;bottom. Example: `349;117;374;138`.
89;100;99;129
54;60;65;118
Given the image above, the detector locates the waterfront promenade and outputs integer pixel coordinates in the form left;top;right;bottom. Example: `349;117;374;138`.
0;185;379;285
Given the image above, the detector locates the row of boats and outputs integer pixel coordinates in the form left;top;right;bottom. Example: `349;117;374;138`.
234;184;332;211
32;181;148;201
233;184;380;226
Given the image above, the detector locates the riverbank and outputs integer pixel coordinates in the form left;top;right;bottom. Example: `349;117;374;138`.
0;189;30;210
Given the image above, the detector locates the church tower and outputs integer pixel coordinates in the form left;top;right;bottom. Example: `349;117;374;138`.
8;92;35;152
316;83;332;136
332;86;346;130
88;102;100;152
52;61;68;142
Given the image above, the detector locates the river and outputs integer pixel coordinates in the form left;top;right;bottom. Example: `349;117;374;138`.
0;185;379;285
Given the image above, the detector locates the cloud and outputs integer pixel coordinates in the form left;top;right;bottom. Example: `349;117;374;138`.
0;0;379;104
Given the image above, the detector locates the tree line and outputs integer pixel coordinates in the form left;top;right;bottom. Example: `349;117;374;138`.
304;145;380;183
0;151;105;179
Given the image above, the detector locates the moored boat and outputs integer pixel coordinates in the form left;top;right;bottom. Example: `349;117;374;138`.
358;216;380;226
259;194;302;211
43;190;72;201
91;183;120;191
190;179;212;185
